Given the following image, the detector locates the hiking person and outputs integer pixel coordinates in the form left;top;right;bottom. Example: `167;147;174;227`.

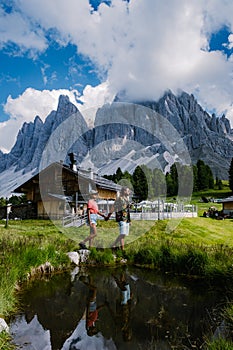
107;187;131;250
79;189;107;249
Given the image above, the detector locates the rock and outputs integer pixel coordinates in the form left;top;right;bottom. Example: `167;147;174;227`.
67;251;80;265
70;266;80;282
30;261;54;277
78;249;90;263
0;318;9;333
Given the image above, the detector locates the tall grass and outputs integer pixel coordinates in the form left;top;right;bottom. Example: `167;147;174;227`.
0;331;15;350
125;236;233;284
0;220;76;317
205;338;233;350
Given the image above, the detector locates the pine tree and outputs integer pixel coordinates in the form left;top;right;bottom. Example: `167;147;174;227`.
197;160;209;190
115;167;123;182
170;163;178;196
229;158;233;193
165;172;174;197
215;177;223;190
132;166;148;201
192;165;198;192
152;168;166;198
206;165;214;189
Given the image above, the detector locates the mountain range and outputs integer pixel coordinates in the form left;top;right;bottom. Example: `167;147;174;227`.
0;90;232;197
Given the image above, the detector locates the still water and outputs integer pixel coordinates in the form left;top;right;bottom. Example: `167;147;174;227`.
9;266;231;350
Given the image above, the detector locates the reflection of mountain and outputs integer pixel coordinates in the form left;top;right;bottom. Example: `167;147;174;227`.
62;318;117;350
11;272;87;350
9;267;228;350
10;314;51;350
0;90;233;197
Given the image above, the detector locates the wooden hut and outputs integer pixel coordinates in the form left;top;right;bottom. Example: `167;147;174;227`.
13;161;121;219
221;196;233;216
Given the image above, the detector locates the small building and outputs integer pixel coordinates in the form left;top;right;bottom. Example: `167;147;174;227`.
221;196;233;216
13;161;121;219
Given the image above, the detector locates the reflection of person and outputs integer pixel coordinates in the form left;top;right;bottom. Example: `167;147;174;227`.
80;275;107;336
79;190;107;249
107;272;133;342
107;187;131;250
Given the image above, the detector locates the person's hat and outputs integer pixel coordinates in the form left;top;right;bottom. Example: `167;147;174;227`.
89;189;98;195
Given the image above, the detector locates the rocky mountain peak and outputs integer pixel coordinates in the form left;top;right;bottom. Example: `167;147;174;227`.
0;90;232;196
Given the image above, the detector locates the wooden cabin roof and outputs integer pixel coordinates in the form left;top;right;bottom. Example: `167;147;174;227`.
13;161;121;194
221;196;233;203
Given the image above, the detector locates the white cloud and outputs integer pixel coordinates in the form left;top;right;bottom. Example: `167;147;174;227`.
1;0;233;153
227;33;233;50
0;88;79;152
0;7;47;55
0;83;113;152
78;81;115;127
79;81;114;111
3;88;79;122
9;0;233;125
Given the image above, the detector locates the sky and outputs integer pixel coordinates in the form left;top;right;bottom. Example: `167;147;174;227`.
1;0;233;153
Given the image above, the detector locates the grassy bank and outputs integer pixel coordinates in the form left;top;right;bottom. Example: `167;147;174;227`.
1;216;233;318
124;218;233;283
1;216;233;303
0;220;76;318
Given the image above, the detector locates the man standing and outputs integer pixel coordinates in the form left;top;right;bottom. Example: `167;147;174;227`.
107;187;131;250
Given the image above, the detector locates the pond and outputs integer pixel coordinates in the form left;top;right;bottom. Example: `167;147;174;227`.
9;266;232;350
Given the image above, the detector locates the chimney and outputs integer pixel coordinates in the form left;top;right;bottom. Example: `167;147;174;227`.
68;152;77;172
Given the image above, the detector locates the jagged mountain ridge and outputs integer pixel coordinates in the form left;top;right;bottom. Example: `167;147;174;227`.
140;91;233;180
0;91;232;197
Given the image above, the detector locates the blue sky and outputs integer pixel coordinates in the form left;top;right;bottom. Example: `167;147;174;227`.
1;0;233;152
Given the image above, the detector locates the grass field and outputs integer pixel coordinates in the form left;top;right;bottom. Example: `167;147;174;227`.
61;215;233;250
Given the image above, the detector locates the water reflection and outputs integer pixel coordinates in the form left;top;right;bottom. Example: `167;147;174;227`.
10;266;230;350
108;272;133;342
80;274;107;336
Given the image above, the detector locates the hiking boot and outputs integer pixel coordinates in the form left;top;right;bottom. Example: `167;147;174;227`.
79;242;88;249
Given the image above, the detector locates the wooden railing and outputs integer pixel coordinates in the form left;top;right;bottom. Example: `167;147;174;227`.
62;213;88;227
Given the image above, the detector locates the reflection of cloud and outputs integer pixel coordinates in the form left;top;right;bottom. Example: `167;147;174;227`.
61;318;117;350
10;314;51;350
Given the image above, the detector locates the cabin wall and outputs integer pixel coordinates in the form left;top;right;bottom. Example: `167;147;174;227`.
223;202;233;214
97;188;117;200
37;199;65;219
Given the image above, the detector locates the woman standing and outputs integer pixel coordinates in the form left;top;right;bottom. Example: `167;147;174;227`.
79;189;107;249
